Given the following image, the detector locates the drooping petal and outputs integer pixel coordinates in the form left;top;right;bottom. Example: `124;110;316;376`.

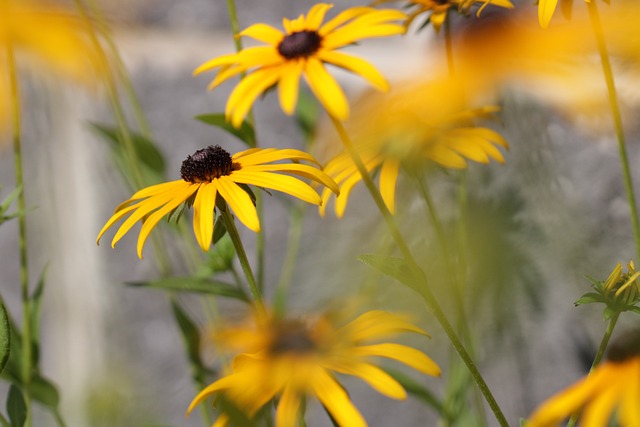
275;384;302;427
311;370;367;427
318;50;389;91
136;183;200;258
192;183;217;251
319;7;373;36
187;373;246;414
242;164;339;194
304;58;349;120
236;148;320;166
580;383;620;427
323;23;406;50
538;0;559;29
355;343;441;377
217;176;261;232
326;361;407;400
226;67;282;127
278;60;304;115
378;159;399;215
230;170;322;205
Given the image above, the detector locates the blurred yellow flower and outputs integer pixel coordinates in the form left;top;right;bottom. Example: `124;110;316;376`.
194;3;406;127
319;79;508;217
188;309;441;427
527;329;640;427
375;0;514;32
97;145;338;258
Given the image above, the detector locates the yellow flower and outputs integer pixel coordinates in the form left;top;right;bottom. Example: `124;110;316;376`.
194;3;406;127
319;79;508;217
527;329;640;427
375;0;514;32
538;0;591;29
97;145;339;258
188;309;441;427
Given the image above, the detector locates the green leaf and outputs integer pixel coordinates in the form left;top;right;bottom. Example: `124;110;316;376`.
212;214;228;245
6;385;26;427
128;277;248;301
383;368;444;415
294;90;320;143
90;123;166;180
29;267;49;364
357;254;420;293
170;300;211;386
603;306;616;321
574;293;605;306
0;186;23;225
0;300;9;375
628;306;640;316
195;114;256;147
28;374;60;408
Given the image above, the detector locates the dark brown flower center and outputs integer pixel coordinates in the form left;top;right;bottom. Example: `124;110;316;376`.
606;329;640;363
180;145;234;183
269;320;317;355
277;30;322;59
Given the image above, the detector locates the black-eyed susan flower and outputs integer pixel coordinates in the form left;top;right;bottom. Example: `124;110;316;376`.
374;0;514;32
188;309;441;427
97;145;339;258
576;261;640;318
194;3;406;127
319;79;508;217
527;329;640;427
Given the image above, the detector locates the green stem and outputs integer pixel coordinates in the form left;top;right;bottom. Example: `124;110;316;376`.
587;0;640;261
6;27;33;427
330;117;509;427
220;207;267;318
566;311;620;427
225;0;244;52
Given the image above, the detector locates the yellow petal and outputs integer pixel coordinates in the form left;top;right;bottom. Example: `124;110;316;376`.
318;50;389;91
425;144;468;169
329;362;407;400
136;183;199;258
319;7;373;35
580;382;620;427
278;60;304;115
243;164;339;195
193;183;217;251
355;343;441;377
239;23;284;44
226;67;281;127
194;52;243;75
230;170;322;205
304;58;349;120
342;310;430;342
235;148;320;166
304;3;333;30
430;11;447;33
311;370;367;427
96;203;139;245
379;159;399;215
620;360;640;426
212;414;229;427
538;0;559;29
217;176;261;232
275;384;301;427
187;374;244;414
323;23;406;50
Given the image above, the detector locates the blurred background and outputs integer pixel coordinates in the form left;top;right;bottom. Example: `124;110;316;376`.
1;0;640;426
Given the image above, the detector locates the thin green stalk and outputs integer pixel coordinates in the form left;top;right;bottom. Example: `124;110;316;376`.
330;117;509;427
220;207;267;319
6;31;33;427
566;311;620;427
225;0;244;52
587;0;640;261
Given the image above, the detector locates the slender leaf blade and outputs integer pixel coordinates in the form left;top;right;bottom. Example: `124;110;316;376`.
195;114;256;147
127;277;248;301
357;254;420;293
6;385;26;427
0;301;9;375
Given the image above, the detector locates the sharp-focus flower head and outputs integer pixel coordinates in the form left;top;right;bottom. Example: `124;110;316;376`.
97;145;339;258
188;308;440;427
576;260;640;318
527;328;640;427
319;79;508;217
194;3;407;127
375;0;514;32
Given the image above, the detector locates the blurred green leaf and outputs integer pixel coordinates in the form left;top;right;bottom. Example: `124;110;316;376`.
0;186;23;225
29;374;60;408
90;123;166;181
170;301;210;387
128;277;248;301
294;90;320;143
29;267;48;365
195;114;256;147
383;367;445;416
212;215;228;246
6;385;26;427
357;254;420;293
0;300;9;375
574;293;605;306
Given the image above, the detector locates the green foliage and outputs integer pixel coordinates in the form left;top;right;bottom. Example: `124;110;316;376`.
357;254;420;294
0;301;9;376
576;275;640;321
6;386;26;427
195;113;256;147
383;367;445;417
0;186;23;225
170;300;212;388
127;276;248;301
90;123;167;184
294;90;320;144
